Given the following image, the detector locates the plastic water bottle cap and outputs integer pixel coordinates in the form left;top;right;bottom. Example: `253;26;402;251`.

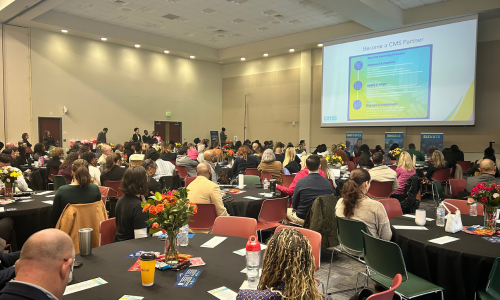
246;235;261;251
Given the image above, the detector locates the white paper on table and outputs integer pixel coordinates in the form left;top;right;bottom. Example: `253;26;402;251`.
208;286;238;300
41;200;53;205
428;236;459;245
17;199;34;203
240;280;257;290
63;277;108;295
0;207;4;212
16;197;32;200
233;244;267;256
240;268;262;276
200;236;227;248
392;225;428;230
402;214;435;221
36;191;53;195
45;195;55;198
120;296;144;300
258;193;274;197
243;196;262;200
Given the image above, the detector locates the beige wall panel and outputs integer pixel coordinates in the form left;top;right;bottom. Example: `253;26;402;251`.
222;53;300;78
30;29;222;148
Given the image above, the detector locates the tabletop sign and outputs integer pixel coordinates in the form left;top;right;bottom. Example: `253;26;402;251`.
208;286;238;300
63;277;108;295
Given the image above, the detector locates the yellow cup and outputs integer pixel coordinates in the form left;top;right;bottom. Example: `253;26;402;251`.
139;253;156;286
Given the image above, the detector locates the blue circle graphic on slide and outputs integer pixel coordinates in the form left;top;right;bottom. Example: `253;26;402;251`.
353;100;362;110
353;81;363;90
354;61;363;70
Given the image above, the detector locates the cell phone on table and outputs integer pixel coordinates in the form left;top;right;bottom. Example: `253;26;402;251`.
74;261;83;268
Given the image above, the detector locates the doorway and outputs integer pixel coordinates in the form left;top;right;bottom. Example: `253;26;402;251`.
154;121;182;143
38;117;62;147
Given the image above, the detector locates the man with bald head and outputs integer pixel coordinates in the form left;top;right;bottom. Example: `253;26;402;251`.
0;229;74;300
203;150;218;183
465;159;500;193
187;163;228;233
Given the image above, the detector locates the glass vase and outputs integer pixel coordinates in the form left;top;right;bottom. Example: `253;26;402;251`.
484;206;498;231
164;230;179;266
3;184;13;200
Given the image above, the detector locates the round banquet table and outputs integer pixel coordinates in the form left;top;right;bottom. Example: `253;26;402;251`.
391;215;499;300
0;191;53;248
65;235;247;300
222;185;280;219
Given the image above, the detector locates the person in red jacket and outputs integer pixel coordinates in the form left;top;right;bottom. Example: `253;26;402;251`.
276;168;326;196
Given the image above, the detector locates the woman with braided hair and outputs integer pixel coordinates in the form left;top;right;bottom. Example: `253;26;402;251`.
237;228;332;300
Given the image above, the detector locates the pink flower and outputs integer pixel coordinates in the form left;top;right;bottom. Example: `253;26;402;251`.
481;197;488;203
487;187;494;191
5;178;9;183
467;198;475;204
2;170;7;174
494;193;500;199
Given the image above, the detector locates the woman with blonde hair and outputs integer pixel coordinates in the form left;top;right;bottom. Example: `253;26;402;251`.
425;150;448;180
394;151;416;194
319;157;336;187
257;149;284;185
300;153;310;169
237;228;332;300
283;147;300;174
159;141;177;161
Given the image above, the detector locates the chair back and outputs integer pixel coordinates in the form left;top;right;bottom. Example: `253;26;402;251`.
261;171;272;184
276;225;322;271
353;156;360;164
102;180;124;198
258;197;288;224
211;216;257;239
53;175;67;191
443;199;484;216
159;176;175;190
432;180;444;202
389;160;397;164
431;168;451;183
389;165;397;171
177;166;189;178
244;168;261;177
456;161;471;174
486;257;500;298
367;181;393;199
361;231;408;281
378;199;403;220
243;175;261;185
185;176;196;187
347;161;355;172
99;218;117;246
449;178;466;198
189;203;218;230
336;216;368;255
98;186;110;204
366;274;403;300
48;168;59;182
281;174;295;188
169;160;177;167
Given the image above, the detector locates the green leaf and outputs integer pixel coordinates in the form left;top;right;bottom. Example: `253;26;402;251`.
149;228;160;235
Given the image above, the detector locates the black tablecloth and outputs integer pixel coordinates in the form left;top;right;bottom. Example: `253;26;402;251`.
65;235;247;300
223;185;276;219
391;215;499;300
0;191;53;248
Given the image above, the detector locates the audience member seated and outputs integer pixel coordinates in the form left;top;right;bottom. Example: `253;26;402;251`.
425;150;448;180
187;163;228;233
114;166;149;242
393;151;416;195
407;143;425;161
46;147;63;170
335;168;392;254
274;145;284;163
203;150;218;183
313;144;328;157
467;147;498;176
319;157;336;186
97;144;112;168
42;130;56;147
254;145;264;164
145;149;175;182
82;152;101;186
197;145;206;162
159;142;177;161
129;153;145;167
142;159;162;195
123;142;134;162
360;144;370;154
375;145;385;155
187;143;199;161
0;154;29;192
258;149;285;185
443;147;462;179
368;152;398;192
211;141;223;157
466;159;500;192
77;144;91;158
283;147;300;174
232;145;258;178
356;151;374;169
0;242;19;289
0;229;74;300
237;228;332;300
277;164;325;196
16;144;30;166
2;148;20;169
51;159;101;226
100;153;126;183
176;147;199;177
392;174;421;214
450;144;464;162
287;155;332;225
134;142;143;154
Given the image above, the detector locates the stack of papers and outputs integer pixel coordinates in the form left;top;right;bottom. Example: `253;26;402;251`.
392;225;428;230
428;236;459;245
200;237;227;248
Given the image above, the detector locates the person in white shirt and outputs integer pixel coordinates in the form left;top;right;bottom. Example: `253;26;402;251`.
368;152;399;192
145;149;175;182
0;153;28;192
82;152;101;186
197;145;206;163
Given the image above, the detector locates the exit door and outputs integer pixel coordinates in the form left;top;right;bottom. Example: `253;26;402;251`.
154;121;182;143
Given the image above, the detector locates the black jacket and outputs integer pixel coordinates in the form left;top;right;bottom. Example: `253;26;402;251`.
0;281;51;300
96;131;107;144
123;149;134;162
0;252;20;290
285;161;300;174
275;153;284;163
132;134;142;143
46;158;61;170
232;155;258;178
149;177;162;195
100;166;126;183
22;139;32;148
42;136;56;147
160;152;177;161
142;135;152;144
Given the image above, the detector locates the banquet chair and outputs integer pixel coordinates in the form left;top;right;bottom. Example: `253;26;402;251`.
98;186;110;205
449;179;466;198
378;199;403;220
353;156;360;164
367;274;403;300
443;199;484;216
243;175;261;185
476;257;500;300
281;174;295;188
99;218;117;246
328;179;335;190
244;168;261;177
211;216;257;239
456;161;471;175
361;231;444;300
389;160;397;165
261;171;272;184
431;180;444;204
185;176;196;187
47;168;59;190
256;197;288;240
169;160;177;168
389;165;397;171
431;168;452;193
347;161;355;172
189;203;217;232
159;176;181;191
102;180;123;198
176;166;189;179
53;175;67;191
367;181;393;199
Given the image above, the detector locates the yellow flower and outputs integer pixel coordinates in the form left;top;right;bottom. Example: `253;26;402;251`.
325;156;330;161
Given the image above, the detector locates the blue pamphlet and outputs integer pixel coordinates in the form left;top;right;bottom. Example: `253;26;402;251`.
174;269;202;288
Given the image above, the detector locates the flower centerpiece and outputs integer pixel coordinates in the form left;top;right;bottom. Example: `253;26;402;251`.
0;166;23;199
224;149;235;165
468;183;500;231
109;143;115;151
326;153;344;168
120;153;128;164
296;145;306;154
223;140;234;151
275;142;285;150
389;148;403;161
338;143;347;150
428;147;438;154
142;189;197;265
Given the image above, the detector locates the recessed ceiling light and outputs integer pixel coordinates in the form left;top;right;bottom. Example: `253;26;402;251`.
263;53;269;57
289;48;295;52
101;37;107;41
61;29;68;33
318;43;323;47
164;50;170;53
190;55;195;59
241;57;245;61
134;44;141;48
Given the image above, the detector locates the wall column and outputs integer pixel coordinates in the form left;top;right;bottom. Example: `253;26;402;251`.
299;50;312;149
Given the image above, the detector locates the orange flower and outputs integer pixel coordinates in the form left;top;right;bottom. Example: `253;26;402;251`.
156;204;165;212
142;203;150;213
192;203;198;214
152;223;159;229
149;206;157;215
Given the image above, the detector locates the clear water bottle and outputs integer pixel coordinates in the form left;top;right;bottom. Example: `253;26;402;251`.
469;203;477;217
178;225;189;246
436;202;446;227
246;235;261;289
263;178;269;190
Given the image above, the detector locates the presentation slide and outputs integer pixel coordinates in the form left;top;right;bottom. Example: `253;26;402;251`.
322;17;477;127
